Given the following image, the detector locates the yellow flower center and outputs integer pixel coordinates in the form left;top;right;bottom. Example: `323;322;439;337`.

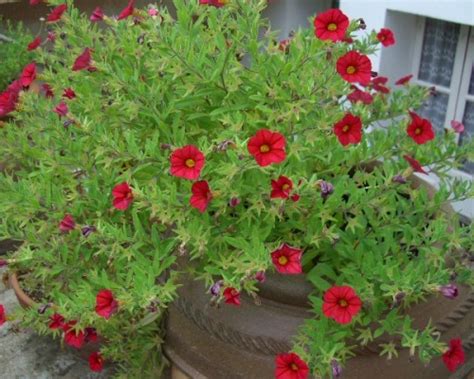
185;159;196;168
282;184;290;191
260;144;270;153
290;363;299;371
342;125;350;133
338;299;348;308
278;256;288;266
327;23;337;31
346;65;356;75
415;127;422;135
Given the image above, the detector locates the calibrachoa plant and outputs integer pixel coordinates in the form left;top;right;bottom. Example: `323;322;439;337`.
0;1;473;378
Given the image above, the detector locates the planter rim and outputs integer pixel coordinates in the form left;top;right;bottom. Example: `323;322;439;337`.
8;272;36;308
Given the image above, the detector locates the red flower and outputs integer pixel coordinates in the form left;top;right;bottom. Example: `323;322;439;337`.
95;289;118;319
20;63;36;87
63;321;85;349
59;214;75;233
275;352;309;379
0;304;6;326
333;113;362;146
89;352;105;372
48;313;65;329
406;112;435;144
290;194;300;202
53;102;69;118
314;9;349;42
347;87;373;105
90;7;105;22
377;28;396;47
403;155;428;175
117;0;135;20
395;74;413;86
271;244;303;275
451;120;464;133
47;31;56;43
72;48;94;72
0;80;21;117
63;88;76;100
112;182;133;210
247;129;286;167
170;145;205;180
190;180;212;213
30;0;41;4
46;4;67;23
323;285;362;324
336;51;372;85
271;176;294;199
223;287;240;306
27;37;41;51
370;76;390;94
41;84;54;98
278;39;291;52
442;338;465;372
200;0;227;7
85;327;98;343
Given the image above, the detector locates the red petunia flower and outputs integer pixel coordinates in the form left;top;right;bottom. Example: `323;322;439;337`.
403;155;428;175
72;48;94;72
370;76;390;94
333;113;362;146
406;112;435;144
90;7;105;22
112;182;133;210
377;28;396;47
200;0;227;7
30;0;41;5
63;88;76;100
442;338;465;372
47;31;56;43
95;289;118;319
336;51;372;85
0;80;21;117
63;321;85;349
48;313;65;329
322;285;362;324
275;352;309;379
0;304;6;326
247;129;286;167
190;180;212;213
223;287;240;306
395;74;413;86
271;244;303;275
59;214;75;233
20;63;36;88
451;120;464;133
271;176;294;199
85;327;98;343
89;352;105;372
117;0;135;20
347;87;373;105
170;145;205;180
53;102;69;118
41;84;54;98
27;37;41;51
46;4;67;23
314;9;349;42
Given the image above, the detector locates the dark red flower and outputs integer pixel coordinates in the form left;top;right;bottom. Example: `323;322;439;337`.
95;289;118;319
200;0;227;7
190;180;212;213
442;338;465;372
90;7;105;22
395;74;413;86
112;182;133;210
63;321;85;349
117;0;135;20
323;285;362;324
85;327;98;343
314;9;349;42
46;4;67;23
20;63;36;87
0;305;6;326
48;313;65;329
290;194;300;202
170;145;205;180
63;88;76;100
275;352;309;379
229;197;240;207
53;102;69;118
347;87;373;104
370;76;390;94
406;112;435;144
271;244;303;275
377;28;396;47
0;80;21;117
403;155;428;175
47;31;56;43
27;36;41;51
336;51;372;85
247;129;286;167
30;0;41;5
333;113;362;146
72;48;94;72
0;260;7;268
271;176;294;199
41;84;54;98
89;352;104;372
223;287;240;306
59;214;75;233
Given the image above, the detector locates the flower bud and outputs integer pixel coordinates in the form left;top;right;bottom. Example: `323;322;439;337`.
331;360;343;378
392;174;407;184
255;271;266;283
81;225;97;237
229;197;240;207
210;280;224;296
439;284;458;299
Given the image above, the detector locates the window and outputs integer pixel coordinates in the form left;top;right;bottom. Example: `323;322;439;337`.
412;17;473;175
